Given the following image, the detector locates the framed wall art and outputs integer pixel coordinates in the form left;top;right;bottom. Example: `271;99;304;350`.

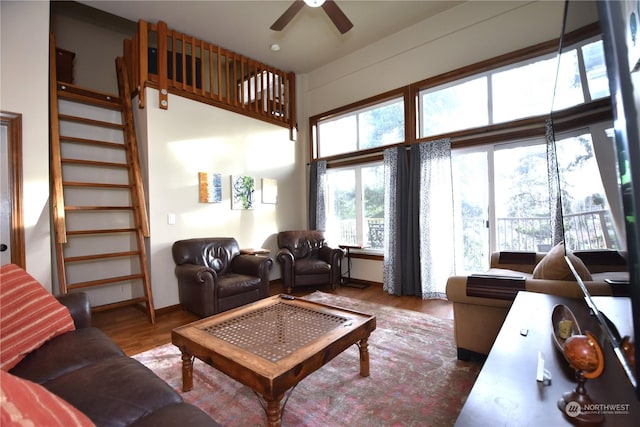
231;175;255;209
262;178;278;204
198;172;222;203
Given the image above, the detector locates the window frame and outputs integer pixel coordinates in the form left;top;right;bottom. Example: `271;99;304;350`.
309;23;611;260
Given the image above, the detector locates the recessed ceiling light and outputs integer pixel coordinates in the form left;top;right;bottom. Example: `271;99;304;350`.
270;43;281;52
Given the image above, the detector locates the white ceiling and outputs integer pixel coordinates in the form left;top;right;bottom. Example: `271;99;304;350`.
78;1;464;74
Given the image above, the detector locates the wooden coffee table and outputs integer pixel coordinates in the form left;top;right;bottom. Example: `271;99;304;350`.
171;294;376;427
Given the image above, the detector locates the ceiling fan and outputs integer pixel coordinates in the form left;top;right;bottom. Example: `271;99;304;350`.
270;0;354;34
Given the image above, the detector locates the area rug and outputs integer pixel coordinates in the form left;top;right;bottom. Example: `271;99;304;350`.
133;292;480;426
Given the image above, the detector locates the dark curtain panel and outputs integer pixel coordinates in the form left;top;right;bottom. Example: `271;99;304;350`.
383;146;420;296
308;160;327;230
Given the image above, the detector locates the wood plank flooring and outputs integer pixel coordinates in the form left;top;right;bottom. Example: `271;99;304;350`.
92;281;453;356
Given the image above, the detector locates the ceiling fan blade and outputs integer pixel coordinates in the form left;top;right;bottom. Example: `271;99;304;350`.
321;0;353;34
270;0;305;31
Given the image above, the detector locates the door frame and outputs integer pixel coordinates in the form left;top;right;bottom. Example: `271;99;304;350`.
1;111;25;268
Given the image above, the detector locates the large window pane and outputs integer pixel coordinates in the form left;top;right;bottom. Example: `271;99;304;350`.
326;169;356;245
492;51;584;123
317;98;404;158
325;164;385;250
358;100;404;150
318;116;357;157
420;77;488;137
362;165;385;249
452;151;490;273
582;40;610;100
494;142;551;251
555;132;619;249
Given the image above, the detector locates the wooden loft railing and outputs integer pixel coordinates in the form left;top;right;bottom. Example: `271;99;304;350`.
123;20;296;137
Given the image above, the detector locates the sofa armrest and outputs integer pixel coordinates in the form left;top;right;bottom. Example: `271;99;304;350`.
445;276;514;308
525;279;614;298
56;292;91;329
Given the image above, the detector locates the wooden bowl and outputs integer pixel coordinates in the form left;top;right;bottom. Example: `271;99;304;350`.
551;304;582;352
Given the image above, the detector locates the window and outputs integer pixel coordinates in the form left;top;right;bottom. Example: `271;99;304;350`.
452;125;621;274
312;27;611;266
419;77;488;136
325;163;385;250
316;97;404;158
419;39;608;138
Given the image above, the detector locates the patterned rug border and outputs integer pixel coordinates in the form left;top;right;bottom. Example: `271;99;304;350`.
134;291;480;426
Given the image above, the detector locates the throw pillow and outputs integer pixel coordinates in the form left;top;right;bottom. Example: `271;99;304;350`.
532;242;593;281
0;370;95;426
0;264;75;371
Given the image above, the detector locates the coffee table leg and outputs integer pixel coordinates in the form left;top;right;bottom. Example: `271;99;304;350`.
357;337;370;377
265;395;284;427
181;351;194;392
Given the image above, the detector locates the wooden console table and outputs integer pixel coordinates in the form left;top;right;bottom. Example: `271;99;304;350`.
456;291;638;426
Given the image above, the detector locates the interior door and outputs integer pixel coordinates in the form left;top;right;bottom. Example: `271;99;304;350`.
1;124;11;264
0;111;25;268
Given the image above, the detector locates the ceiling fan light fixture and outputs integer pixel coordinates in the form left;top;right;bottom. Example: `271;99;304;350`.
304;0;325;8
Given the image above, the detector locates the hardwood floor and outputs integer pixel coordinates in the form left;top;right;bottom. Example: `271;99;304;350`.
92;281;453;356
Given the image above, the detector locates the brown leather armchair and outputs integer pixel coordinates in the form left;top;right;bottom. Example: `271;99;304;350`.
276;230;344;293
172;238;273;317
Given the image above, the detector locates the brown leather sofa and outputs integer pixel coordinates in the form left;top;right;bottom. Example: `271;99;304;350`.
172;237;273;317
276;230;344;293
446;249;629;360
9;292;220;427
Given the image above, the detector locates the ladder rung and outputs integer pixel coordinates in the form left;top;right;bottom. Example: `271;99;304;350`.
91;297;148;312
59;114;124;130
65;206;134;211
64;250;141;263
59;135;125;149
63;181;132;189
67;228;137;235
61;158;129;168
57;82;122;109
67;274;145;290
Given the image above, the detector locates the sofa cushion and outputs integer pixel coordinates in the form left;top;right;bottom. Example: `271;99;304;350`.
43;357;183;427
128;403;221;427
0;370;95;427
532;242;592;281
9;328;124;384
0;264;75;371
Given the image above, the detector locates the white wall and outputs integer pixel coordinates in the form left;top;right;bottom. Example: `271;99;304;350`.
0;1;52;290
141;89;303;309
298;0;599;283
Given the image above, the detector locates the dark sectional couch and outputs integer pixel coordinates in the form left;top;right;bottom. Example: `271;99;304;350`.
9;292;220;427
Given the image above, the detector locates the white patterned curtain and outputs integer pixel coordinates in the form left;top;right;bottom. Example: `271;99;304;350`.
546;118;565;246
417;138;454;299
383;147;401;295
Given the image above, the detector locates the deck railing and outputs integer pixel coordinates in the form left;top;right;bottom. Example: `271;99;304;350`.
333;210;619;253
123;20;296;136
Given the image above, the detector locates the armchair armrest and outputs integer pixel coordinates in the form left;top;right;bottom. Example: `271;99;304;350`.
318;245;344;264
56;292;91;329
175;263;218;284
231;254;273;277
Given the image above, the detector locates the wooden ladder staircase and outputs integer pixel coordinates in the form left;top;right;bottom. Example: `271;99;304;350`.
49;37;155;323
